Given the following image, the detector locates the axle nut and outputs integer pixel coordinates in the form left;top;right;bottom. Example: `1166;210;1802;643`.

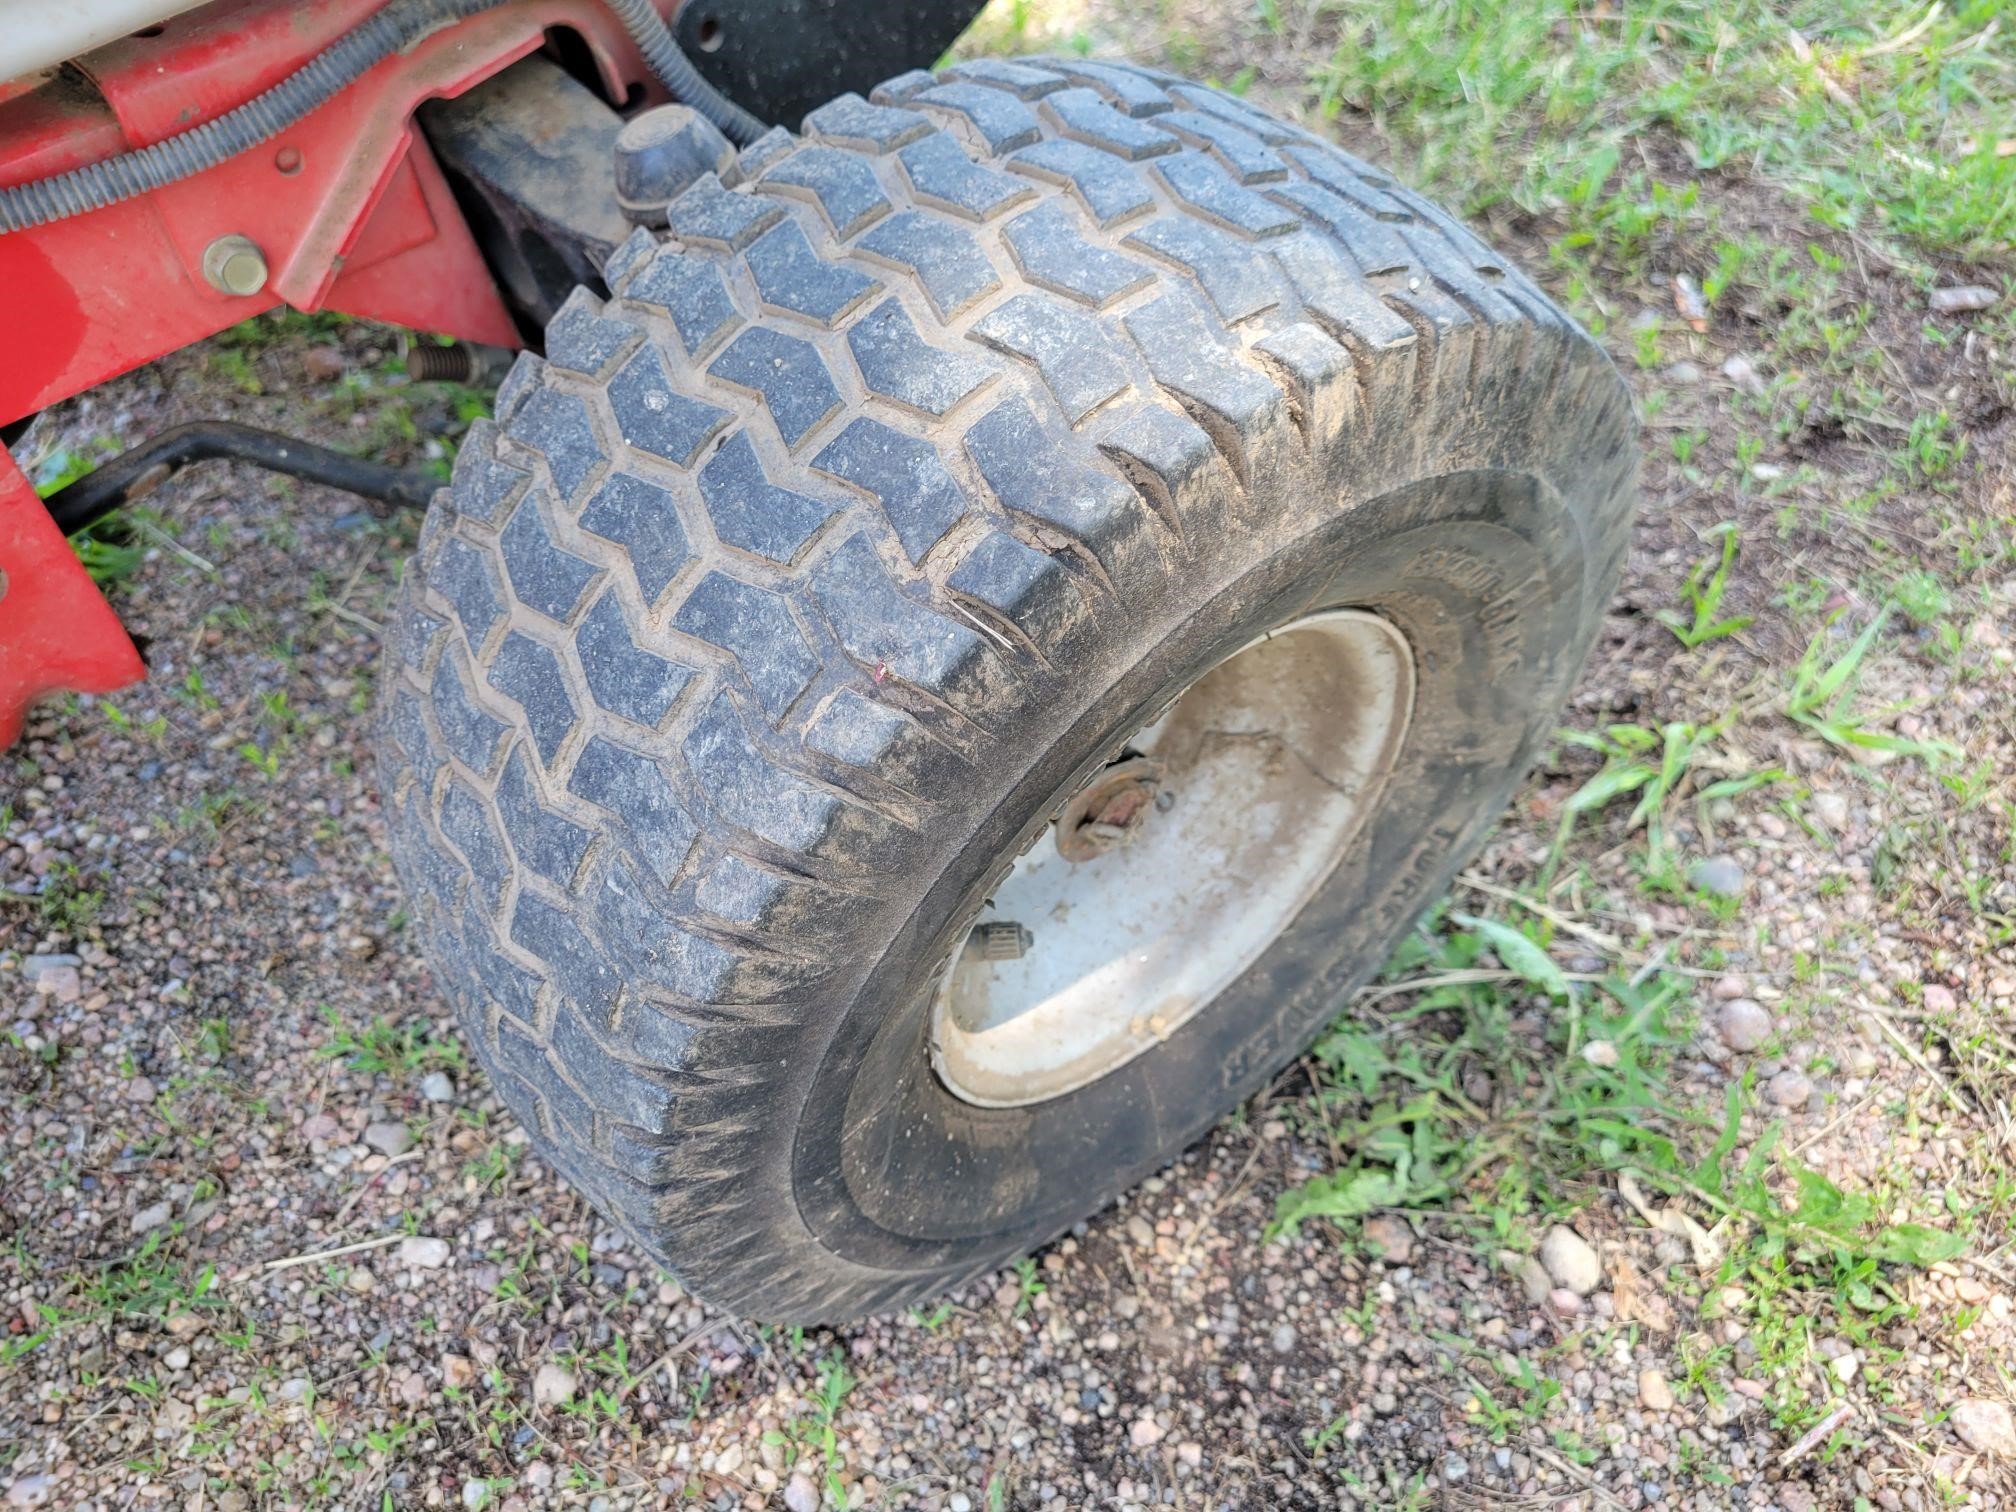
613;105;734;228
202;234;268;297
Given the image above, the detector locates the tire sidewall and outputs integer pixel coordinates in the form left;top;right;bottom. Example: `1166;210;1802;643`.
791;459;1597;1278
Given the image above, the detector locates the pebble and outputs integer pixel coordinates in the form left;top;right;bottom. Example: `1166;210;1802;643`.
1767;1070;1813;1108
1440;1454;1468;1483
1922;983;1957;1013
399;1236;451;1269
442;1354;475;1390
782;1476;818;1512
1951;1398;2016;1456
163;1347;190;1372
1361;1215;1414;1265
1503;1251;1552;1306
1688;856;1745;897
1549;1288;1585;1316
363;1121;414;1157
132;1201;173;1234
1721;353;1766;394
1540;1225;1602;1295
420;1072;456;1103
1717;999;1773;1052
532;1363;576;1407
1639;1369;1675;1411
1270;1322;1297;1353
1665;360;1702;384
461;1481;488;1510
1129;1416;1163;1448
1812;792;1850;831
4;1475;54;1507
1581;1040;1620;1068
1928;285;2000;314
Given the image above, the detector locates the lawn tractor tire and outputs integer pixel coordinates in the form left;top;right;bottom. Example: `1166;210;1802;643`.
377;55;1637;1323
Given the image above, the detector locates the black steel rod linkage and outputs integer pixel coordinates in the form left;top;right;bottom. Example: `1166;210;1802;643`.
44;422;439;536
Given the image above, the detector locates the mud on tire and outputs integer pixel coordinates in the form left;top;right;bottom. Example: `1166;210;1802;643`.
377;55;1636;1322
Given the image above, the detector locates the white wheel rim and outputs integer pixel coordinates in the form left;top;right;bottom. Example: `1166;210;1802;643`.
929;609;1417;1109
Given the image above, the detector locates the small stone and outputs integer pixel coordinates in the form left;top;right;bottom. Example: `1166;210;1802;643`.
363;1121;414;1157
1665;360;1702;384
1502;1251;1552;1306
25;957;81;1004
1441;1454;1469;1483
715;1444;744;1475
1768;1070;1813;1108
532;1363;576;1406
5;1475;55;1507
303;346;350;380
442;1354;476;1390
1640;1369;1675;1411
1129;1416;1164;1448
1361;1215;1414;1265
1717;999;1773;1052
132;1200;173;1235
1951;1398;2016;1456
1540;1225;1602;1295
126;1076;157;1105
399;1236;451;1269
1922;983;1957;1014
948;1497;972;1512
1176;1441;1203;1468
1811;792;1850;832
461;1480;489;1510
1721;353;1765;394
163;1346;190;1372
1580;1040;1620;1068
1549;1287;1585;1316
1712;974;1750;1001
1688;856;1746;897
1270;1322;1297;1354
783;1475;818;1512
420;1072;456;1103
1831;1352;1860;1383
1929;285;1999;314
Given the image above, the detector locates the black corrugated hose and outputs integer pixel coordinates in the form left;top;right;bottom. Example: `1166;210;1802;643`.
0;0;766;234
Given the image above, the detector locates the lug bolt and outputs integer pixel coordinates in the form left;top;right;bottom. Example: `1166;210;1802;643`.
202;234;268;297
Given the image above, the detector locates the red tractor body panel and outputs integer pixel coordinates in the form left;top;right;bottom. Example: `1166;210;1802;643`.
0;0;673;740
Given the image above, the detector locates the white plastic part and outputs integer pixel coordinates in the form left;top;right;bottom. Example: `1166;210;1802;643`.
930;609;1417;1108
2;1;209;85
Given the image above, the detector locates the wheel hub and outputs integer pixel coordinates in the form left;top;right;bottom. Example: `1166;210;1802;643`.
929;609;1417;1109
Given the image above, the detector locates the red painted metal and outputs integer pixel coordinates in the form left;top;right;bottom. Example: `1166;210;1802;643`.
0;0;674;739
0;448;147;746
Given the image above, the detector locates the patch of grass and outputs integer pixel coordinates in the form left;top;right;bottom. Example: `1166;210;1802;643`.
764;1348;856;1506
1658;522;1754;649
1298;0;2013;262
1553;720;1782;862
318;1005;464;1078
1782;608;1958;763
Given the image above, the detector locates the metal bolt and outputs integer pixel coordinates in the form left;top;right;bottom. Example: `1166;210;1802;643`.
202;234;268;297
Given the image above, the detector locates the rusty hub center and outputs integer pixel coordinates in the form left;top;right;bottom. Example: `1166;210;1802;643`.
1054;756;1163;863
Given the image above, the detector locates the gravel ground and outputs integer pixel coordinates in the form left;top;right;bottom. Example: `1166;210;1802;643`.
6;4;2016;1509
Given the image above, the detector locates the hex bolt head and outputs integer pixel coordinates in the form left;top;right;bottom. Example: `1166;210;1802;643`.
613;105;735;227
202;234;269;297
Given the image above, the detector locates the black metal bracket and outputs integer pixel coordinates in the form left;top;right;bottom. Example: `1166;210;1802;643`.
675;0;990;129
43;422;439;537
